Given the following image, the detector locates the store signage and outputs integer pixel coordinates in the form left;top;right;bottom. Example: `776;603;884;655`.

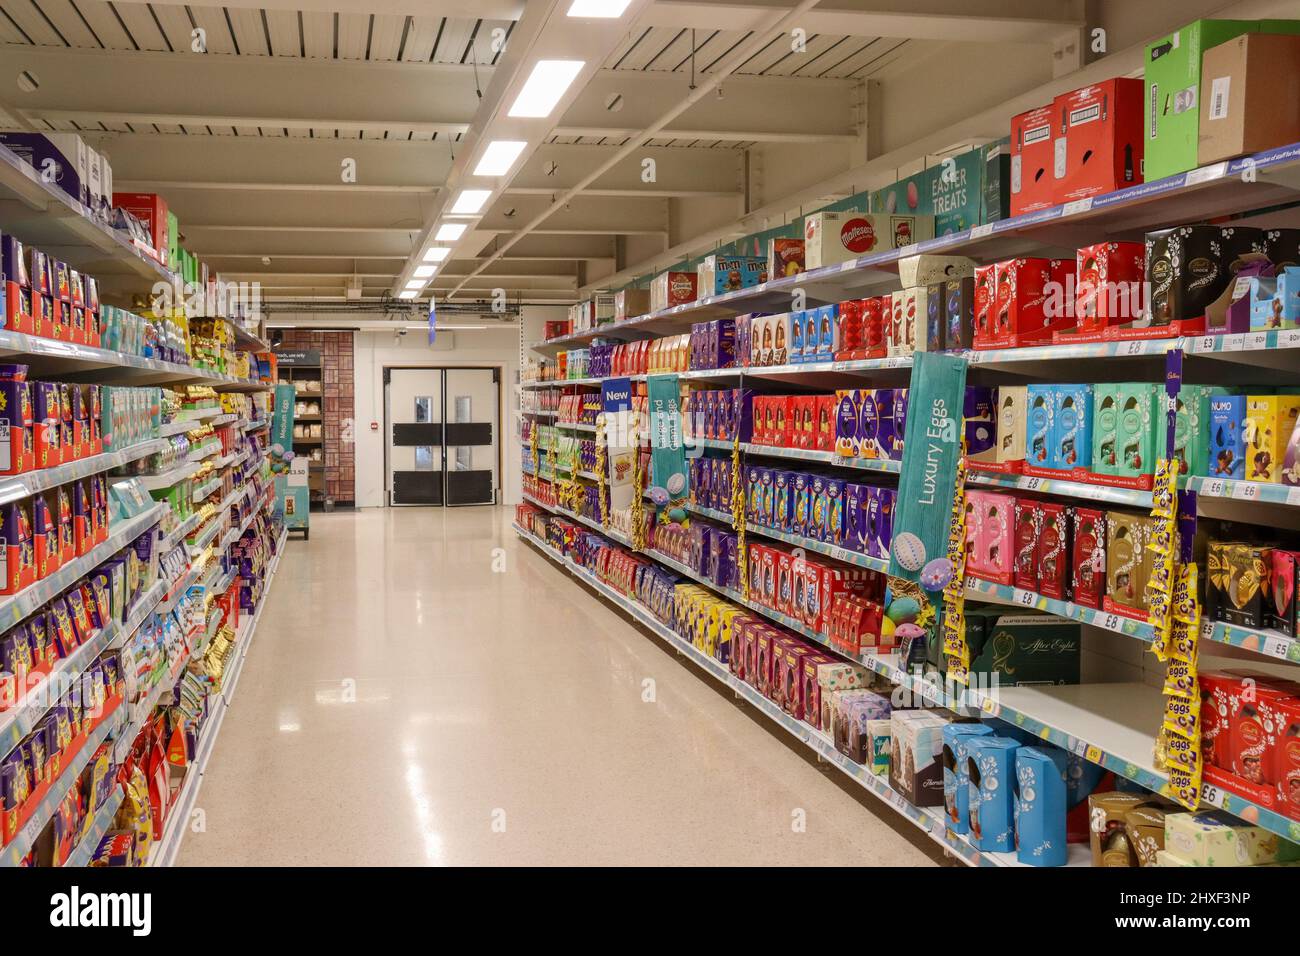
271;383;308;530
273;349;321;366
647;373;689;524
887;352;969;660
602;377;635;513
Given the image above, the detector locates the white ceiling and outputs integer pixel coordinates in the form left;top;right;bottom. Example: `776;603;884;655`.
0;0;1085;305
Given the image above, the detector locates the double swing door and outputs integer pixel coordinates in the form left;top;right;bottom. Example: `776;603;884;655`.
385;367;498;506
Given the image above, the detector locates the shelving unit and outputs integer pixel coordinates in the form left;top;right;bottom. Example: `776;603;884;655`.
0;137;285;868
516;135;1300;864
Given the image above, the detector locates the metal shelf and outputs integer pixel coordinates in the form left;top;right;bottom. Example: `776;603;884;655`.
145;525;287;868
0;141;173;296
0;438;166;506
0;704;124;866
138;460;200;491
0;575;167;754
539;141;1300;348
61;789;126;868
0;503;166;629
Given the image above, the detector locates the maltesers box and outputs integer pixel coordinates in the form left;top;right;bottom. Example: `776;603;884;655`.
1198;33;1300;166
1053;78;1144;203
803;211;933;270
768;238;805;279
1010;104;1057;215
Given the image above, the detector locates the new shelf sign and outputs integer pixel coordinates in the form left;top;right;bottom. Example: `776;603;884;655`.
602;377;635;512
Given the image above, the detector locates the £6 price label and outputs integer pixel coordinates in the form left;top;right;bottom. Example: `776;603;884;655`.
1232;481;1259;501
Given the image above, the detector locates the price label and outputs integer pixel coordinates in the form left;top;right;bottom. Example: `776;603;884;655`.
970;223;995;240
1224;333;1245;352
1062;198;1093;217
1125;340;1147;355
1023;476;1044;491
1232;481;1260;501
1200;783;1225;808
1279;329;1300;350
1202;478;1226;497
1085;744;1103;763
1264;636;1291;660
1288;487;1300;507
1184;161;1228;186
1245;332;1269;351
829;547;850;564
1201;618;1216;640
1012;587;1038;607
832;360;855;372
1195;335;1217;353
1096;612;1122;633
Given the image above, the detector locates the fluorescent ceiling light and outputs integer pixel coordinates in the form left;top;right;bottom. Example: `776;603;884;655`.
398;290;419;300
435;223;467;242
568;0;632;16
413;266;436;279
508;60;585;118
422;247;450;262
474;140;528;177
404;280;426;290
450;189;492;215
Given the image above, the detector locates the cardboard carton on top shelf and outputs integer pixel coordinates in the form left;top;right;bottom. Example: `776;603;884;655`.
1144;19;1300;182
1198;32;1300;165
1053;77;1144;202
1010;104;1057;216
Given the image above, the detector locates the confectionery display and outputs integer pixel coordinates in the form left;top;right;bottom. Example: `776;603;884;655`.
516;14;1300;868
0;173;284;866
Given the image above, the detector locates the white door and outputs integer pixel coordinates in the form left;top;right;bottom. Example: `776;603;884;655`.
384;368;498;506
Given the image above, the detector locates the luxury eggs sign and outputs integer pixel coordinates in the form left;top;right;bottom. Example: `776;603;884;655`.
887;352;970;662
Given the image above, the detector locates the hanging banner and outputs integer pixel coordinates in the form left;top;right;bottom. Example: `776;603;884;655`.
886;352;969;662
602;377;635;513
270;383;308;530
647;373;689;524
428;296;437;347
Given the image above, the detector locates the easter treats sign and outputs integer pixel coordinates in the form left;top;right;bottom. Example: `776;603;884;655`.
647;374;689;525
887;352;969;659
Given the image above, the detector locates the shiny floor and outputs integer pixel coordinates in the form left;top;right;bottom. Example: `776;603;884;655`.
179;507;944;866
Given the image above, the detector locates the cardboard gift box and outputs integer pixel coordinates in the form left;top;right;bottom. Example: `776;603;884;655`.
889;710;948;807
943;723;995;835
1164;810;1300;866
1015;746;1069;866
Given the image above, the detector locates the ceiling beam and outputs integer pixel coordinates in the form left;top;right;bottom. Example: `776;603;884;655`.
3;47;489;134
552;127;855;144
637;0;1084;44
132;0;524;20
75;134;453;190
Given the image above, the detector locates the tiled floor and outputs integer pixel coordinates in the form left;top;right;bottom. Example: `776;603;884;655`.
178;506;944;866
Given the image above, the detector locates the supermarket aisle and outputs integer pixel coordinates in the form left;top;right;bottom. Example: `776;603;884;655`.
179;507;942;866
